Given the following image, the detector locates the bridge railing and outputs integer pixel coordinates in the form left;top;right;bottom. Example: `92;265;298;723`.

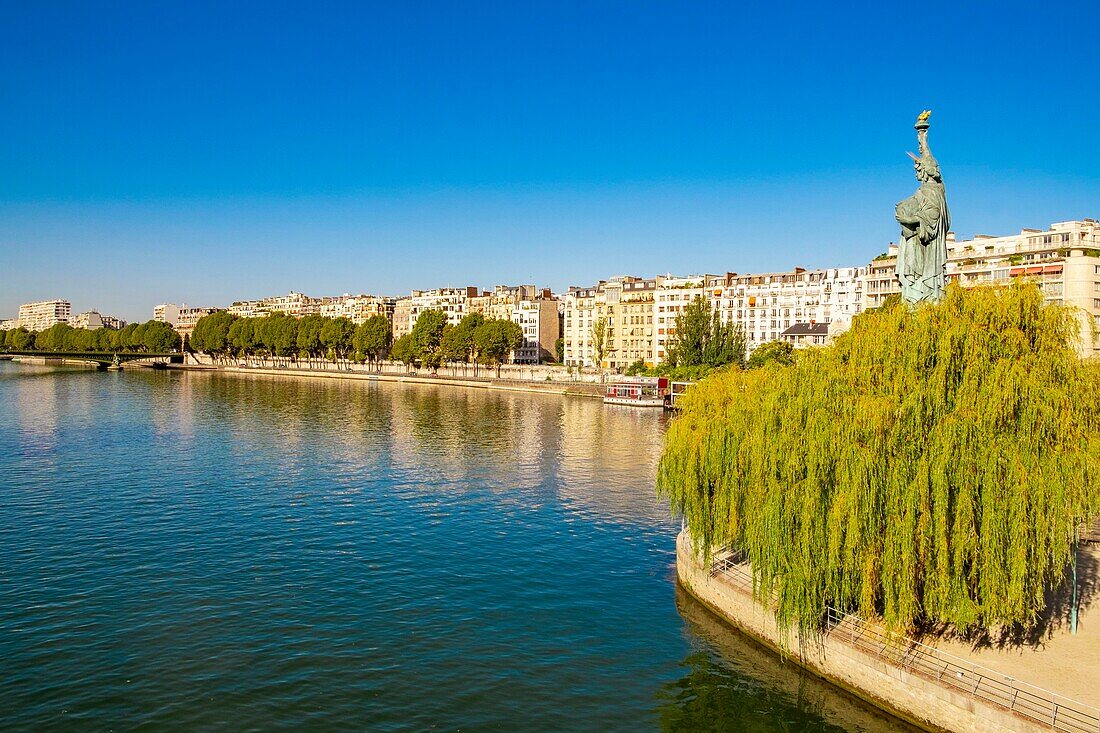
709;549;1100;733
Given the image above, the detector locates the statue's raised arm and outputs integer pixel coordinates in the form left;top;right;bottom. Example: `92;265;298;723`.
894;110;950;305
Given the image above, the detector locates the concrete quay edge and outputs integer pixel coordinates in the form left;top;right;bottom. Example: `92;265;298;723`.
675;529;1070;733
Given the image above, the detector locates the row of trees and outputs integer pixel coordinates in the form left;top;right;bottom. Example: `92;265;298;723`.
187;309;524;375
391;311;524;377
189;312;393;367
0;321;180;354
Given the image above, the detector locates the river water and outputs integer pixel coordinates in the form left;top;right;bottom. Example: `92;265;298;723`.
0;363;910;731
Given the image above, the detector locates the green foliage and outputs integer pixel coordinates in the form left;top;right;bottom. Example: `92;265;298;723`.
4;328;36;350
140;320;181;352
554;336;564;363
391;333;417;366
745;340;794;369
354;315;393;368
657;283;1100;634
296;314;325;360
666;296;746;369
191;311;235;360
411;309;448;363
1;320;175;354
320;317;355;361
591;316;610;367
473;319;524;376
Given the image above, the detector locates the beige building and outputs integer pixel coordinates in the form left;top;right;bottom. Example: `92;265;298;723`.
17;299;71;331
468;285;539;321
176;307;219;338
866;219;1100;356
0;318;20;330
101;315;126;330
70;311;104;330
228;300;262;318
563;276;657;370
153;303;180;326
318;294;396;325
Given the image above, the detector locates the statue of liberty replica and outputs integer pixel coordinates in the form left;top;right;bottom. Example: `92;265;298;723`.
895;110;950;304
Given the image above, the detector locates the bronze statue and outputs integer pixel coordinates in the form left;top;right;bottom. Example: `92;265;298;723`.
895;110;950;304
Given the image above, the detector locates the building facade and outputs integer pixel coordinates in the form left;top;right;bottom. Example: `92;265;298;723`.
865;219;1100;356
392;287;479;340
510;296;560;363
153;303;180;326
70;311;104;330
563;276;657;370
318;294;396;325
17;299;72;332
176;307;220;338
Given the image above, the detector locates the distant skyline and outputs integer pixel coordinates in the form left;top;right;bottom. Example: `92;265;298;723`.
2;1;1099;322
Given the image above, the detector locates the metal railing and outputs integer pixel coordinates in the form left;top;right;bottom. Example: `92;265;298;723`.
708;549;1100;733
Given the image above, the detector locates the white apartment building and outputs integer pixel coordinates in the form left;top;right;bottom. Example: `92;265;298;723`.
510;297;560;363
259;291;322;318
318;294;396;325
865;219;1100;356
70;311;104;330
153;303;180;326
0;318;20;330
17;299;72;332
653;274;725;364
101;315;126;330
392;287;479;340
228;300;262;318
718;266;867;353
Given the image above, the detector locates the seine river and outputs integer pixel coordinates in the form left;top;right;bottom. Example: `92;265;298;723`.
0;363;910;731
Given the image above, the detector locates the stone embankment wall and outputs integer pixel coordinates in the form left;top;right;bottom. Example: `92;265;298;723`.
183;352;605;384
676;530;1095;733
173;361;607;399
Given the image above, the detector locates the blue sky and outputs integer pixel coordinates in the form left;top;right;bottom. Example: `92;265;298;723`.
2;1;1098;322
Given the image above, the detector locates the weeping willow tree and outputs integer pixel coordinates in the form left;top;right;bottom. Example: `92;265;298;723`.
658;283;1100;634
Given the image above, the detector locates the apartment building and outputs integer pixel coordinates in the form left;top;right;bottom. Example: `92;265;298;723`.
70;311;104;330
717;266;867;353
510;297;560;364
864;220;1100;355
653;274;727;364
392;287;479;340
153;303;180;326
176;307;219;338
468;285;539;321
17;299;72;332
228;300;262;318
101;315;126;330
563;276;656;369
0;318;20;330
318;294;396;325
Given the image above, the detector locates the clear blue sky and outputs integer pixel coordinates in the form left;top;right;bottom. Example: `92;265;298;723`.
2;1;1098;322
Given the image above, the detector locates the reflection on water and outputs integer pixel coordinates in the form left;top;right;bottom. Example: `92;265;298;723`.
661;587;918;733
0;364;906;731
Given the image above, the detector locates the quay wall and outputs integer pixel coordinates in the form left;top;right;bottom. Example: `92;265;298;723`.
169;363;607;399
676;530;1081;733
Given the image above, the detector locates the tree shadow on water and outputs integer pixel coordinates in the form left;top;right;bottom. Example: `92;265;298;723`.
657;585;921;733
